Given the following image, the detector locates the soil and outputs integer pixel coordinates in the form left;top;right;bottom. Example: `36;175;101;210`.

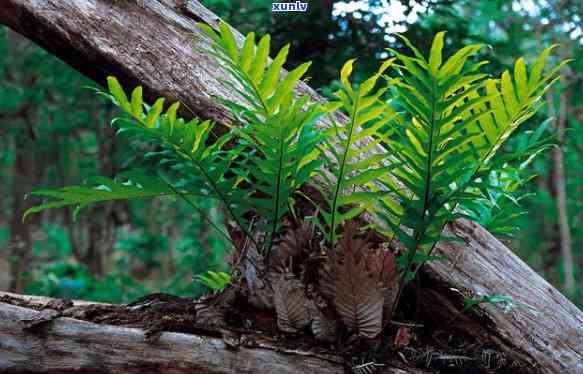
0;291;520;374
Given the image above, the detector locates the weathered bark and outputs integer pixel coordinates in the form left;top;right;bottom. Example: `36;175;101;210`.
422;220;583;373
0;292;420;374
0;1;582;373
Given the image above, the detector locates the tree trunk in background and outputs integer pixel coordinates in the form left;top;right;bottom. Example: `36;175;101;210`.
543;171;561;284
8;131;34;293
83;109;118;277
4;29;40;292
546;80;575;295
535;177;551;277
0;1;582;373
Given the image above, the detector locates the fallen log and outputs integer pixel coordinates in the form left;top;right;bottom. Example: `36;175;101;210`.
0;292;422;373
0;1;582;373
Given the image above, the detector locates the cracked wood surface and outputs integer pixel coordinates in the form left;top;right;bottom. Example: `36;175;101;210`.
0;1;582;373
0;292;421;373
0;295;343;373
425;220;583;373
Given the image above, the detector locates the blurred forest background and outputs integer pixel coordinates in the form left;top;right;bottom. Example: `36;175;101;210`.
0;0;581;306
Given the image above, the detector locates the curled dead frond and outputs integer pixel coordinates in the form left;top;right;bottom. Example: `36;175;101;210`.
270;222;324;285
270;221;315;271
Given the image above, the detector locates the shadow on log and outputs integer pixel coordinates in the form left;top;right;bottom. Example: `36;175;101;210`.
0;1;582;373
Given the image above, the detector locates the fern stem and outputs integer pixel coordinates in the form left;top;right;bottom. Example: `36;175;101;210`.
163;180;237;248
268;125;286;253
329;95;360;247
179;148;259;250
421;79;438;228
391;77;440;317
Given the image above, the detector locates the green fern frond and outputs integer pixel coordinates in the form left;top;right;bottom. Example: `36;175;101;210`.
198;22;327;251
377;33;562;286
101;77;254;240
318;58;398;247
457;118;556;237
24;170;188;220
379;33;488;254
474;46;566;164
195;271;231;290
444;50;564;220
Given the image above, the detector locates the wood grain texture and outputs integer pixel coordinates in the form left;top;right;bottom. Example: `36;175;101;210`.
0;294;422;374
423;220;583;373
0;299;341;373
0;1;582;373
0;0;331;126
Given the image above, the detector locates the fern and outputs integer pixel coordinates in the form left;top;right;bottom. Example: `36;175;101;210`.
375;33;490;272
471;46;565;163
24;170;189;220
24;24;562;321
316;59;398;247
447;50;565;208
195;271;231;290
459;119;555;237
26;76;255;243
198;22;327;251
272;274;311;333
27;23;327;253
103;78;240;201
374;33;563;288
107;77;265;245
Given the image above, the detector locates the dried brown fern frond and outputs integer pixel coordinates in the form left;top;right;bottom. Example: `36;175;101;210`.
272;221;315;267
320;224;384;338
270;222;324;284
364;247;398;322
306;293;338;342
272;273;311;333
318;223;399;338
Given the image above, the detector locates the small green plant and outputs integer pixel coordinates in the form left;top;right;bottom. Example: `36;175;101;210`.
25;22;563;338
195;271;231;290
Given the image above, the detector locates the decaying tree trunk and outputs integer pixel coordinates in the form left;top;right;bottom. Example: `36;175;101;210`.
0;1;582;373
0;293;364;373
0;292;424;374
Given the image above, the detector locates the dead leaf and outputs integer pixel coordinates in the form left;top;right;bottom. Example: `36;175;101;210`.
272;274;311;333
322;225;384;338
